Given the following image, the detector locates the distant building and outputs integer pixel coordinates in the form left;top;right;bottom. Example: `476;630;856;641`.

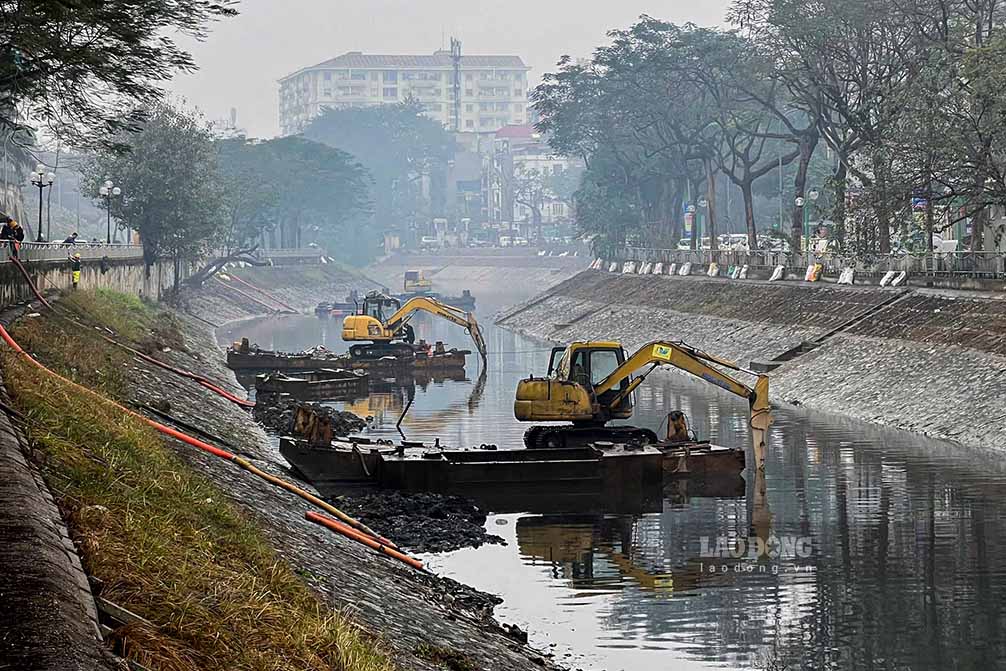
278;50;531;136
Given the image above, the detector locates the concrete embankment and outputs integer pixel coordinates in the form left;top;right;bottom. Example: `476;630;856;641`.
1;260;568;669
497;269;1006;450
0;365;115;670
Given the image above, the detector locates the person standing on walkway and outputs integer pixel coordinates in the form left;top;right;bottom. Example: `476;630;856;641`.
0;216;24;258
70;253;81;289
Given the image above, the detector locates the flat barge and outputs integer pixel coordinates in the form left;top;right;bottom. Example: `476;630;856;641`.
280;436;745;513
255;368;369;400
226;340;470;372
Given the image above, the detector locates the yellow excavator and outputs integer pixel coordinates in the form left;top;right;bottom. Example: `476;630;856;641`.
342;290;488;365
514;340;770;451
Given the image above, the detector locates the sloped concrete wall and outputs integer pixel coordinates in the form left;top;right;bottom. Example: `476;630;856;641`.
499;270;1006;450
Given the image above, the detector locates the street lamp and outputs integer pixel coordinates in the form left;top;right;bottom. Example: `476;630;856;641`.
30;164;55;242
99;179;122;244
796;188;820;252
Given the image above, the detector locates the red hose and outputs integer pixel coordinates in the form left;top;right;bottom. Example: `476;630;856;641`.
9;256;254;409
226;274;299;314
0;318;394;546
213;276;289;315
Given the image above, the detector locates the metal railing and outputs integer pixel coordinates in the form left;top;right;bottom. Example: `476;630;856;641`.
0;241;145;264
617;247;1006;279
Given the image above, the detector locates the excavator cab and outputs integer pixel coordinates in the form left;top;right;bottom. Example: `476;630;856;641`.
360;292;400;321
549;343;632;417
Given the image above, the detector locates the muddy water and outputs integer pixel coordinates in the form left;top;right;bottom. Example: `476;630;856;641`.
218;313;1006;671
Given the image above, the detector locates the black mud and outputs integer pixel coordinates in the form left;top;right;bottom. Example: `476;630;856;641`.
252;397;366;436
331;490;506;554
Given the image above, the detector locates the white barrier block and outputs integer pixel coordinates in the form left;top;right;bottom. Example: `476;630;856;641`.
639;262;652;274
730;266;741;280
891;270;907;287
652;262;664;275
768;265;785;282
608;262;619;273
667;263;677;275
679;262;692;276
739;264;749;279
879;270;896;287
707;263;719;277
622;261;636;274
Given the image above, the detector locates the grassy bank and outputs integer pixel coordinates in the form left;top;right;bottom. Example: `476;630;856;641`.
2;290;393;671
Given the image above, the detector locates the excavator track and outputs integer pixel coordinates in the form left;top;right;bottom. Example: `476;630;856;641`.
524;425;659;450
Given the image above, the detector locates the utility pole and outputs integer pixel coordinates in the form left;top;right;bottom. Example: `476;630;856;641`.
450;37;462;133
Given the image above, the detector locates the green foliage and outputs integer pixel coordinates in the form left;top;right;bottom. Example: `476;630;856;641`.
0;0;236;146
302;101;455;256
81;102;227;265
215;136;371;251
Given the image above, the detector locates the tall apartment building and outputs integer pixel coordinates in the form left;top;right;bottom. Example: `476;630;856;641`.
278;50;531;136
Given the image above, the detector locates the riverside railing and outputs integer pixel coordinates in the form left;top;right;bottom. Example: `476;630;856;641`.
617;247;1006;279
0;242;145;264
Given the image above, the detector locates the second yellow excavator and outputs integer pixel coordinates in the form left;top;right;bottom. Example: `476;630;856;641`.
342;291;488;365
514;340;770;451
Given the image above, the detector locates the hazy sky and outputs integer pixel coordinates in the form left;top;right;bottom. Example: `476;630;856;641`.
168;0;731;138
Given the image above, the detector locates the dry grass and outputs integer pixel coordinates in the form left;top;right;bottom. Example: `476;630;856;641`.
3;289;395;671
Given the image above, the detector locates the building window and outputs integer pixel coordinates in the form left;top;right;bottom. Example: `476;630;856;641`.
465;88;474;97
323;72;332;81
351;70;367;80
479;102;492;111
371;88;379;96
466;73;473;81
465;104;473;112
371;72;379;81
466;119;474;128
322;88;332;97
383;87;397;98
496;102;509;111
383;71;397;82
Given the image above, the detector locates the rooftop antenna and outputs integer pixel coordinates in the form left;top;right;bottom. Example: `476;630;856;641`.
450;36;462;132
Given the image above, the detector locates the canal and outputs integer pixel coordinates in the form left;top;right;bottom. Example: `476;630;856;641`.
218;310;1006;671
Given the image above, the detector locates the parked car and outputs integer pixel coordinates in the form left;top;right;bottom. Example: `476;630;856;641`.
513;236;529;247
419;235;440;250
498;235;512;248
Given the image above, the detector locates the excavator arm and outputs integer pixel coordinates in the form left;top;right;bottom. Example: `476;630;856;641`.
384;296;488;366
594;341;771;455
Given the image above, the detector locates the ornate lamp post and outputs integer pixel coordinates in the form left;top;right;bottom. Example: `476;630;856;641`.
99;179;122;244
30;164;55;242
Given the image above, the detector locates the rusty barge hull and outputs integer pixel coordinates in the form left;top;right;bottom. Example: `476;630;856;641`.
226;349;469;372
255;368;369;400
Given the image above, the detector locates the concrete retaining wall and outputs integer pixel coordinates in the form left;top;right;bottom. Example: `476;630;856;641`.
0;256;184;306
498;269;1006;450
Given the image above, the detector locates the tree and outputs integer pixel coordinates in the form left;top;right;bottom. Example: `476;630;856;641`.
215;136;371;256
512;165;547;241
82;102;227;287
1;0;236;146
302;101;454;247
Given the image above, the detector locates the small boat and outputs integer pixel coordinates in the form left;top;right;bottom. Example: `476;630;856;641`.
438;289;476;312
255;368;368;400
315;290;360;318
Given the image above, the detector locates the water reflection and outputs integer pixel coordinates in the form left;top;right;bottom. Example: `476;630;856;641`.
219;313;1006;671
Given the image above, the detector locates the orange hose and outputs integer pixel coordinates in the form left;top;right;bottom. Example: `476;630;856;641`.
0;318;393;546
9;256;254;409
306;512;423;570
227;274;299;314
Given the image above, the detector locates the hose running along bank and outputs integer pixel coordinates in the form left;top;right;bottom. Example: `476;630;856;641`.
0;264;423;569
9;256;254;409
